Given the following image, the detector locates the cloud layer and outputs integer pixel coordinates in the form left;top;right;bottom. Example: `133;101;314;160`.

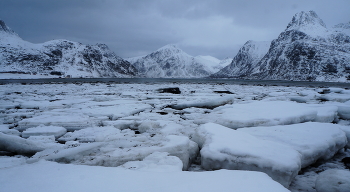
1;0;349;59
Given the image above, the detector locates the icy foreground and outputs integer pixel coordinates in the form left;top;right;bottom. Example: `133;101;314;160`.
0;160;289;192
1;82;350;191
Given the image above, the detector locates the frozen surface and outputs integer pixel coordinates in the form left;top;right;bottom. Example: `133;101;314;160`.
315;169;350;192
1;82;350;191
33;130;198;170
191;101;337;129
119;152;183;172
238;122;347;168
0;132;57;155
17;113;93;131
0;156;27;168
194;123;301;187
0;160;290;192
21;125;67;138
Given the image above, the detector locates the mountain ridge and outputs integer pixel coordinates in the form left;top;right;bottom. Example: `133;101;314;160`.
127;44;230;78
213;10;350;82
0;20;137;78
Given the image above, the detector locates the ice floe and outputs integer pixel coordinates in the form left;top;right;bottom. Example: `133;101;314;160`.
0;160;290;192
194;123;301;187
1;82;350;191
21;125;67;138
238;122;347;168
192;101;337;128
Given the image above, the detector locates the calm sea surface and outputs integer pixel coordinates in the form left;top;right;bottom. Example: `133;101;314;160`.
1;78;350;88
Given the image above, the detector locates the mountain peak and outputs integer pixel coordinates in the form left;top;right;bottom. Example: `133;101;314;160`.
0;20;18;36
156;44;182;52
334;21;350;29
285;11;327;34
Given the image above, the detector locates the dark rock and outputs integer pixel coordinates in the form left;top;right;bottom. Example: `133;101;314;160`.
50;71;63;76
156;112;168;115
342;157;350;169
213;91;234;94
156;87;181;94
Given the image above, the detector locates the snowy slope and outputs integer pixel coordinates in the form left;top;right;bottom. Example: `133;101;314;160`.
212;40;270;78
0;20;137;78
213;11;350;82
333;21;350;36
251;11;350;82
127;45;229;78
194;55;231;74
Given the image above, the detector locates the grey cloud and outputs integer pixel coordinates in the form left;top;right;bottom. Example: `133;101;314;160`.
1;0;349;59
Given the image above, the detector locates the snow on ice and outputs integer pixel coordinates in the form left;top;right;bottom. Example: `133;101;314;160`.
238;122;347;168
194;122;302;187
1;81;350;191
0;160;289;192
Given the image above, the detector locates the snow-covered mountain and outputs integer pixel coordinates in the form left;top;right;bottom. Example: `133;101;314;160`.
252;11;350;81
0;20;137;78
127;44;230;78
211;41;270;78
213;11;350;82
333;21;350;36
194;55;232;74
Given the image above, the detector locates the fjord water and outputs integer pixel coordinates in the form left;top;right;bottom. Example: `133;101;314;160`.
1;78;350;88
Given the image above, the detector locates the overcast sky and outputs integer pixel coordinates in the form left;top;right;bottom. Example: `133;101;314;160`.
1;0;349;59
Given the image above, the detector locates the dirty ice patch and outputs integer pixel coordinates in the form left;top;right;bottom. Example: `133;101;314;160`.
58;126;121;143
0;133;59;156
0;124;20;136
193;101;337;129
21;125;67;139
119;152;183;172
72;103;152;120
168;95;235;110
38;132;198;171
0;160;290;192
238;122;347;168
17;113;93;131
193;123;301;187
315;169;350;192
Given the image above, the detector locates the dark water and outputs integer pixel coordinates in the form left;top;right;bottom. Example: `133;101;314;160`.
1;78;350;88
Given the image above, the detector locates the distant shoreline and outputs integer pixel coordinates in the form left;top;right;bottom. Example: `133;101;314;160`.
1;78;349;88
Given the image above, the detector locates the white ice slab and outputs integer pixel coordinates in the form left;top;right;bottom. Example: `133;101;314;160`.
169;95;234;109
120;152;183;172
22;125;67;138
193;101;337;129
0;133;57;155
193;123;301;187
238;122;347;168
17;113;93;131
0;160;290;192
34;131;198;171
58;126;121;143
0;124;20;136
73;103;152;120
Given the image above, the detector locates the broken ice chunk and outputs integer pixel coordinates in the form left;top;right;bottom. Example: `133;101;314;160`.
120;152;183;172
238;122;347;168
17;114;92;131
194;101;337;129
21;125;67;139
0;133;53;155
193;123;301;187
